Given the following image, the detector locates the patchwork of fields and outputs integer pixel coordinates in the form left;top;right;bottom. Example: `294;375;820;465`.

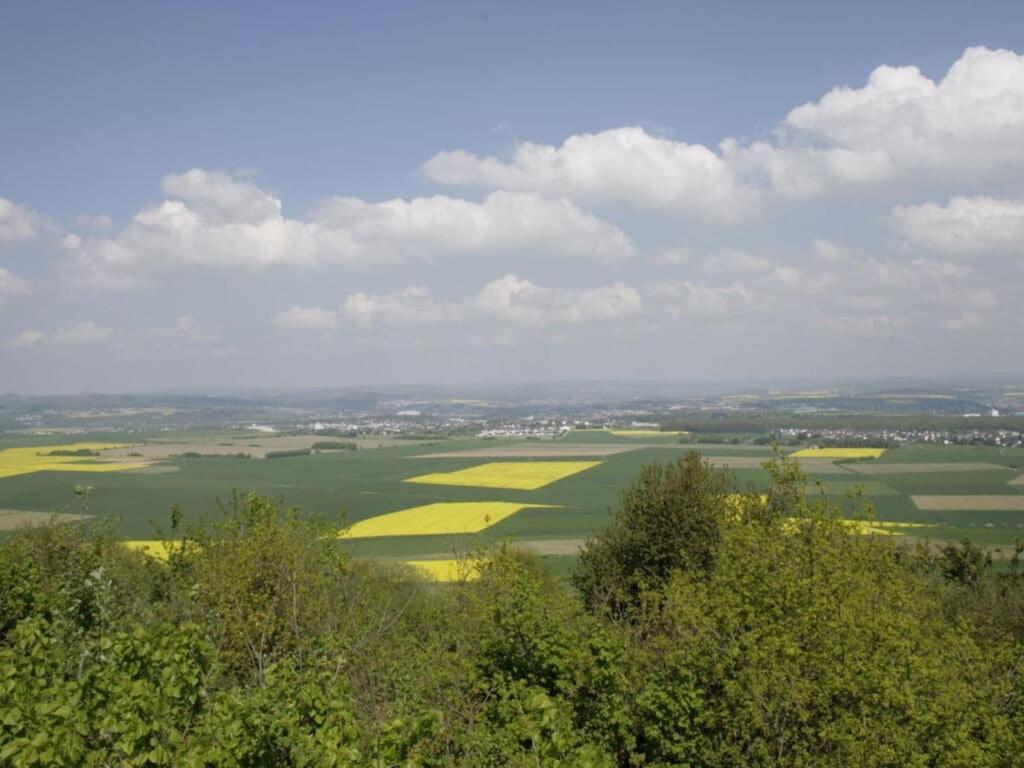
0;431;1022;569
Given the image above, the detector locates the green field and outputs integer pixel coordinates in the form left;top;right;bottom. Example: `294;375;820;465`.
1;433;1022;563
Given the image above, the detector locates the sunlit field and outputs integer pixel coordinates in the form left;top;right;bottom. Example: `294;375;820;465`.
404;461;601;490
607;430;688;437
2;433;1024;563
403;559;481;582
122;540;175;561
341;501;555;538
790;447;887;459
0;443;144;479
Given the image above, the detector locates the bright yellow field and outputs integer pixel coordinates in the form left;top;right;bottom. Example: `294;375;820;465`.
607;430;687;437
0;443;145;479
790;448;886;459
404;461;600;490
782;518;938;536
404;559;482;582
122;540;173;561
342;501;555;538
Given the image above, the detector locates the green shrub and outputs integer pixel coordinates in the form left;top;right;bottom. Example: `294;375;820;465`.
265;449;312;459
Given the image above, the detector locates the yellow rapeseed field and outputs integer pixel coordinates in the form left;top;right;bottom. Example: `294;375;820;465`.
403;559;482;582
342;501;555;538
790;447;886;459
404;461;600;490
607;430;687;437
782;518;938;536
122;540;174;561
0;443;144;479
724;493;768;518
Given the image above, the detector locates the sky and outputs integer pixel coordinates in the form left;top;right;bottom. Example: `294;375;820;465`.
2;1;1024;394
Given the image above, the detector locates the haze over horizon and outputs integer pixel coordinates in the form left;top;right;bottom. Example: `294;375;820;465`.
2;1;1024;394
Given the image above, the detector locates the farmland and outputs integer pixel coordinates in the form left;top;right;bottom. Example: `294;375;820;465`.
0;431;1022;566
0;442;148;479
404;461;602;490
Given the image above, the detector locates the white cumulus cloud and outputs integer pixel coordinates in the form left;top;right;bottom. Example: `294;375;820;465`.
424;127;757;219
426;47;1024;206
7;321;113;348
274;306;341;332
474;274;643;325
0;267;31;299
784;46;1024;180
646;280;762;319
0;199;38;243
65;170;633;289
342;286;459;328
889;196;1024;254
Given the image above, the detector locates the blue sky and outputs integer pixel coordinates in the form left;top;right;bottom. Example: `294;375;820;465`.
2;1;1024;392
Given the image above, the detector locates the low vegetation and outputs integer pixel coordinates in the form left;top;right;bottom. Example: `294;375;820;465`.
1;455;1022;766
265;448;313;459
179;451;253;459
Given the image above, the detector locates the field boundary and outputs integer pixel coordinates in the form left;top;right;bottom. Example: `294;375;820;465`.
911;495;1024;511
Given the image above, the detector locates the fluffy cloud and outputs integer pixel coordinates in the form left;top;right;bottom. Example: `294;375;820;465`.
276;277;642;333
784;47;1024;179
0;267;31;299
6;330;46;349
0;199;37;243
160;169;281;225
64;170;633;289
821;314;909;338
343;286;459;328
721;141;893;197
647;280;761;319
474;274;642;325
313;191;633;260
274;306;340;332
697;250;838;295
7;321;113;348
274;287;459;332
6;317;217;351
944;311;988;332
889;196;1024;254
52;321;114;345
423;127;757;218
426;48;1024;206
143;315;220;346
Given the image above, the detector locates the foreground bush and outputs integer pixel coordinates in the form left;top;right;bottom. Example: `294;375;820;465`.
0;456;1022;766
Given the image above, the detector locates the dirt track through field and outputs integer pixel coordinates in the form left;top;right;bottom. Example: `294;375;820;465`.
414;444;642;458
1010;473;1024;486
705;456;842;474
846;462;1010;474
911;495;1024;511
101;435;435;461
515;538;586;555
0;509;91;531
